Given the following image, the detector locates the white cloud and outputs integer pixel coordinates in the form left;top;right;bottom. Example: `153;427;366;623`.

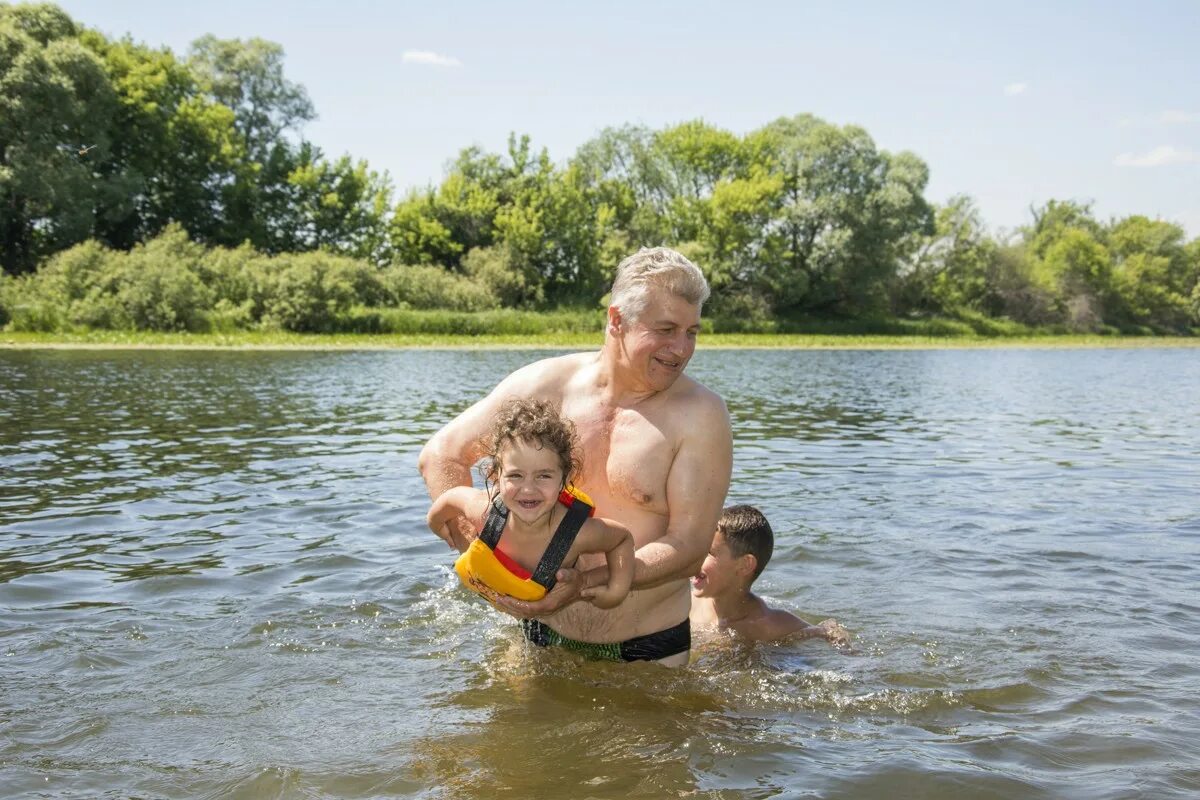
1113;145;1200;168
1003;82;1027;96
1158;109;1200;125
401;50;462;68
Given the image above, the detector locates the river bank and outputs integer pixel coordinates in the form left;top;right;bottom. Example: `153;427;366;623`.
3;330;1200;350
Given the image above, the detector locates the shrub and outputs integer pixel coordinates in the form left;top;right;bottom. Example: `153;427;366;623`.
258;252;373;332
197;244;263;312
110;226;213;331
367;307;604;335
463;246;543;307
1;274;67;331
380;263;499;312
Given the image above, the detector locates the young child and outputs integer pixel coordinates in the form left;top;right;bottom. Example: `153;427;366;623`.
427;398;634;610
690;504;849;646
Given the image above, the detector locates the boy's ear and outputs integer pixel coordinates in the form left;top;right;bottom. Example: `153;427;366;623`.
737;553;758;579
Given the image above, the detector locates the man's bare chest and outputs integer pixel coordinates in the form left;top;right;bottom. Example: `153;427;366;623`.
568;405;675;512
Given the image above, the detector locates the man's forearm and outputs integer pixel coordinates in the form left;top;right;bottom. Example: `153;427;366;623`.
418;444;473;499
582;540;700;592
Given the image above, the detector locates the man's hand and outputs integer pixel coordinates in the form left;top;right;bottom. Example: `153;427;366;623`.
493;568;583;618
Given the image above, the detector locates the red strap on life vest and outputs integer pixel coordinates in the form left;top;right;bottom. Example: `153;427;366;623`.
558;488;596;516
492;546;532;580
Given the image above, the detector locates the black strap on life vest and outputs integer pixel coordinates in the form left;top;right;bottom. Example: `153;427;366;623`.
479;492;594;591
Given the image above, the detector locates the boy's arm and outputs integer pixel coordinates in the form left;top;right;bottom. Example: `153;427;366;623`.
763;614;849;642
746;610;850;646
577;518;634;609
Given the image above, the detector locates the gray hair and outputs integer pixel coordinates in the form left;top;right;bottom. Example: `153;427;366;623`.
610;247;710;322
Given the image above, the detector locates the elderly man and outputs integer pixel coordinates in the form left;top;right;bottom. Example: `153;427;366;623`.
419;247;732;666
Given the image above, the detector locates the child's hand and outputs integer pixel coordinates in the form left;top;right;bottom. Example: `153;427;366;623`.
581;585;626;609
816;619;850;646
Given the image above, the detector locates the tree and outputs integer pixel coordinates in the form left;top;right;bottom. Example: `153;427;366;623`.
0;3;115;272
187;35;317;250
1035;227;1113;330
278;148;393;263
895;195;997;314
392;134;609;306
187;35;313;162
80;33;240;249
742;115;933;314
1107;216;1193;331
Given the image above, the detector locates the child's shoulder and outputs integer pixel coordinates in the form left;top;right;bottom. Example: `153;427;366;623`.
732;602;809;643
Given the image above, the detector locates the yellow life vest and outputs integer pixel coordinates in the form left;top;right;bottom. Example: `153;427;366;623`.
454;486;595;605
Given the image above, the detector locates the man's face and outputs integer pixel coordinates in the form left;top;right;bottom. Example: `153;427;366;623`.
616;288;701;391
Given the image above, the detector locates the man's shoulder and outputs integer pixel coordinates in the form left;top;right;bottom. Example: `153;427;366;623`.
668;374;728;418
660;375;729;443
507;351;593;393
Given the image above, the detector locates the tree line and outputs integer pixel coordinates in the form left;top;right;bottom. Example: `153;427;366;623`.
3;2;1198;334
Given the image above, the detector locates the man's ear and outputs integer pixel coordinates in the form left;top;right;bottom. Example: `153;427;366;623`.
607;305;623;335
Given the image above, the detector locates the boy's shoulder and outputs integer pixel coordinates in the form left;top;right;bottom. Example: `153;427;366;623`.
730;603;810;643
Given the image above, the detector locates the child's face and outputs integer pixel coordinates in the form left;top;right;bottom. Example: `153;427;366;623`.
691;531;745;598
497;438;564;526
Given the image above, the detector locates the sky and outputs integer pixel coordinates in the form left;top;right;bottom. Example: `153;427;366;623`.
57;0;1200;236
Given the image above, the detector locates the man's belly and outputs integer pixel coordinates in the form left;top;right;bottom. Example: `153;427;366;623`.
535;579;691;643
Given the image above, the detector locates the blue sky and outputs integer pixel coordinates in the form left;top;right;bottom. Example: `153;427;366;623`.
59;0;1200;236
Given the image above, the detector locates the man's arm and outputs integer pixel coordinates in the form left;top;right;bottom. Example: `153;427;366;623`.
619;395;732;589
417;357;565;549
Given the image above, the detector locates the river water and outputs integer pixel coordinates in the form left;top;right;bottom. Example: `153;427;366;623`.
1;347;1198;799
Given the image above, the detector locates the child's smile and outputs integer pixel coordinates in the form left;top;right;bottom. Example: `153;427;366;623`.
497;439;564;527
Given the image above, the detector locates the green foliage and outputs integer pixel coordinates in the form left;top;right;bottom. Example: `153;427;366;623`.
1106;217;1194;332
0;4;116;272
0;4;1194;337
462;245;541;307
380;263;499;312
895;195;995;314
186;34;313;162
256;252;381;332
363;307;605;336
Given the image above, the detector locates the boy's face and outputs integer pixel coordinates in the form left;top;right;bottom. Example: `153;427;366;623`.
691;531;750;598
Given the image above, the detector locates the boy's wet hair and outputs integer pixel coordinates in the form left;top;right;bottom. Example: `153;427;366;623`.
717;504;773;581
481;398;581;490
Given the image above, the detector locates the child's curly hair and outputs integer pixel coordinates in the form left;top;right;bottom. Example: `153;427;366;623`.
480;398;581;491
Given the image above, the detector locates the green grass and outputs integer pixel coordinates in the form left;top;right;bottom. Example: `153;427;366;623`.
5;328;1199;350
4;306;1197;349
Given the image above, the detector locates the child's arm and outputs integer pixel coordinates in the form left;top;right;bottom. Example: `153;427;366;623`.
426;487;483;550
577;518;634;609
749;610;851;646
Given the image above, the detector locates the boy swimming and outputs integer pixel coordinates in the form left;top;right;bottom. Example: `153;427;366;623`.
690;505;849;646
427;398;635;610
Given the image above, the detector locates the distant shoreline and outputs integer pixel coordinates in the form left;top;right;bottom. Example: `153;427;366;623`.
4;332;1199;351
